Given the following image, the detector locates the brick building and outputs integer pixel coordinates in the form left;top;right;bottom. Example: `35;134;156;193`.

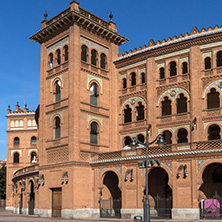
6;0;222;219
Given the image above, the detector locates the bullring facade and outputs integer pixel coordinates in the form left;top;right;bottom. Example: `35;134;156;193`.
6;0;222;220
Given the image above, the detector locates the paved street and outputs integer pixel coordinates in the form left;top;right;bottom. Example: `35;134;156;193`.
0;208;221;222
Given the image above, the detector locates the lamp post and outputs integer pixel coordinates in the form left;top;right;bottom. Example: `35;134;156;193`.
129;124;166;222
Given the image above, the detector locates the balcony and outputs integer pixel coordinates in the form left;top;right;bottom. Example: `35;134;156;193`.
202;108;221;118
119;83;147;95
47;61;69;78
157;112;190;125
158;73;190;86
202;67;222;77
81;61;108;77
91;140;222;163
120;120;146;131
12;164;39;182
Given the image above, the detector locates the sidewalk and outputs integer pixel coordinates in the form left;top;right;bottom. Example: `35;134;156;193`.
0;208;221;222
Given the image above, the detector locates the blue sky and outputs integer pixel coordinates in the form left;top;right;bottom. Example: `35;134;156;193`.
0;0;222;159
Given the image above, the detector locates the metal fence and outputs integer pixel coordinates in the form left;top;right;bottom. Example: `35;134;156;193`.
99;197;121;218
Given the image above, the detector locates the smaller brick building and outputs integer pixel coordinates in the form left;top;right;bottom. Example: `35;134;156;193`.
6;103;38;214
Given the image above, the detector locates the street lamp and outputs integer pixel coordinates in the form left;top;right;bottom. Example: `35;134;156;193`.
129;124;166;222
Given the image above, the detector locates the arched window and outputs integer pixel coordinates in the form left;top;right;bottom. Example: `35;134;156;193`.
124;136;131;146
81;45;88;62
162;130;172;144
124;105;132;123
208;124;221;140
64;45;68;62
100;53;107;69
141;73;145;84
177;128;188;143
205;57;211;70
55;117;61;139
160;67;165;79
14;137;20;145
161;97;172;116
131;72;136;86
30;152;37;163
91;49;98;66
207;88;220;109
31;136;37;145
90;122;98;144
90;82;98;106
137;134;145;143
176;94;187;114
217;51;222;67
49;53;54;69
136;102;144;121
170;61;177;76
55;80;61;102
13;152;19;163
56;49;61;65
122;78;127;89
182;62;188;74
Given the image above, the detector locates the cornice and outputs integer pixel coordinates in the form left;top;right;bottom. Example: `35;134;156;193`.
114;32;222;68
30;10;128;45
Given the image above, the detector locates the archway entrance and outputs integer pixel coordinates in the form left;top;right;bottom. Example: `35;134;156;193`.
100;171;121;218
199;163;222;219
145;167;172;218
28;181;35;215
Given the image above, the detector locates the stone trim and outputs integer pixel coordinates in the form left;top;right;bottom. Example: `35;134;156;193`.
172;208;199;220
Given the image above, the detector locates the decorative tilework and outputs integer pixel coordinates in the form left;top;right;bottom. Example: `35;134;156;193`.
202;52;212;59
121;97;146;111
197;159;208;171
50;111;63;126
28;149;38;157
81;37;108;54
50;74;63;92
158;88;190;106
203;80;222;98
118;61;146;72
139;68;146;74
157;63;165;68
48;37;69;53
121;74;127;79
87;115;103;132
114;166;122;175
87;74;103;94
11;150;22;157
98;168;104;177
121;131;146;140
162;162;172;172
158;124;190;134
180;57;189;64
155;49;190;61
204;121;222;133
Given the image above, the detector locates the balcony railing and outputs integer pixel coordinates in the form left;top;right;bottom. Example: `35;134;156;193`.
202;67;222;77
92;140;222;162
158;73;190;86
79;7;109;28
13;164;39;178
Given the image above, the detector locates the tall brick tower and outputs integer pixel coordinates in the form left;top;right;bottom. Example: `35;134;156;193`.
30;1;127;217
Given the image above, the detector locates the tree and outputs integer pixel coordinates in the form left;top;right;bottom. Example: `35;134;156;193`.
0;164;6;199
